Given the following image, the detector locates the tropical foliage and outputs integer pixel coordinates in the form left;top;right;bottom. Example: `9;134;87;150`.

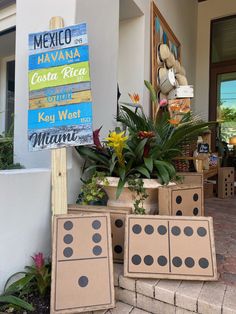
1;253;51;312
76;81;215;199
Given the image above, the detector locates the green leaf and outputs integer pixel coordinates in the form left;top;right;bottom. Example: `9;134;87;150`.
119;167;126;181
134;138;148;159
154;161;170;184
135;166;150;178
144;157;153;172
4;275;34;295
0;295;34;311
159;161;176;179
116;178;126;199
76;146;109;166
144;80;157;102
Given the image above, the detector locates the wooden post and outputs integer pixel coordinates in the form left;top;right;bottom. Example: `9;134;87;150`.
50;16;68;215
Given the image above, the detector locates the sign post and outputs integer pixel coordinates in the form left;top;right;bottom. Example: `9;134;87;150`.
50;17;67;216
28;17;93;215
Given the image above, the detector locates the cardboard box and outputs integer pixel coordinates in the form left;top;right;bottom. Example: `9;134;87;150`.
158;185;204;216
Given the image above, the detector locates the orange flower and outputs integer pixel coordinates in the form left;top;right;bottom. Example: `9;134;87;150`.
170;104;181;112
169;119;180;126
138;131;155;139
128;93;140;104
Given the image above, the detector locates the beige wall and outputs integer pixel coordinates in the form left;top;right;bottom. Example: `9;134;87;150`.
129;0;198;114
195;0;236;119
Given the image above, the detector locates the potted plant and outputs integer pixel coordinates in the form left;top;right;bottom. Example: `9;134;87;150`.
76;81;214;213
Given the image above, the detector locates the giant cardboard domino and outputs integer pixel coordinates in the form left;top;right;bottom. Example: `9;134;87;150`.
177;172;204;186
51;213;115;313
218;167;235;199
124;215;217;281
68;204;131;263
158;185;204;216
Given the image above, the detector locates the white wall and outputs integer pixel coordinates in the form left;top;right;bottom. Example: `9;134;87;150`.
195;0;236;119
0;169;51;292
14;0;77;169
75;0;119;138
118;16;145;106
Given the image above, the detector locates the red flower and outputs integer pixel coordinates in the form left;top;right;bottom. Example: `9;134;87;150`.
138;131;155;139
93;126;103;149
32;252;44;270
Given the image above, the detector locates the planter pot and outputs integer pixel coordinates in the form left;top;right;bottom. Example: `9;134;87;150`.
101;177;163;214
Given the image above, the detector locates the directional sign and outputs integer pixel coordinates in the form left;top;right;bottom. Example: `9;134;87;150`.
28;23;93;151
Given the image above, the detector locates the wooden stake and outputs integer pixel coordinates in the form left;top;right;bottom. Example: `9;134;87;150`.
50;16;68;215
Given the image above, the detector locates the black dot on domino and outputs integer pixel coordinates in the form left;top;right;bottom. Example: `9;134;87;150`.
193;193;199;201
92;220;101;230
63;234;73;244
132;255;141;265
176;195;182;204
171;226;181;236
144;255;154;266
145;225;154;235
132;224;142;234
93;245;102;256
185;257;195;268
176;210;182;216
64;221;73;231
199;258;209;269
114;245;123;254
184;226;193;236
63;247;73;258
172;256;182;267
157;225;167;235
197;227;207;237
157;255;168;266
115;219;123;228
92;233;101;243
193;207;199;216
78;276;89;288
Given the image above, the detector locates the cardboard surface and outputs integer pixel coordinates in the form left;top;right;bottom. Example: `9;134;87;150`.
218;168;235;199
124;215;217;281
177;172;204;186
68;205;131;262
158;185;204;216
51;213;115;313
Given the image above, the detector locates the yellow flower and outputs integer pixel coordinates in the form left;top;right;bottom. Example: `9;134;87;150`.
106;131;128;167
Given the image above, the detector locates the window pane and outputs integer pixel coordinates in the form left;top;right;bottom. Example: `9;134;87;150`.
217;72;236;144
211;16;236;63
5;60;15;134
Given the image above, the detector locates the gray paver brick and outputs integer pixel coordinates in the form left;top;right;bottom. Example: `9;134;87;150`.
120;275;136;291
136;293;175;314
175;281;203;312
115;287;137;307
109;301;133;313
222;285;236;314
155;279;181;305
113;263;123;287
136;279;158;298
198;282;226;314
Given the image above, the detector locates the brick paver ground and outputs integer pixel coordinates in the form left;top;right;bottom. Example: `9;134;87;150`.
205;197;236;286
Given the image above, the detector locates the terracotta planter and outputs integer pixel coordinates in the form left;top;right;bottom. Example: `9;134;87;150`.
101;177;163;214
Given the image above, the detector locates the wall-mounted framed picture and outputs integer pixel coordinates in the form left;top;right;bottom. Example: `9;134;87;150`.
151;1;181;117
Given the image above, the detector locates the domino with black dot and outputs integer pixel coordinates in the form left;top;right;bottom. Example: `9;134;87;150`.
124;215;217;281
158;185;204;216
51;213;115;314
218;167;235;199
68;204;132;263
